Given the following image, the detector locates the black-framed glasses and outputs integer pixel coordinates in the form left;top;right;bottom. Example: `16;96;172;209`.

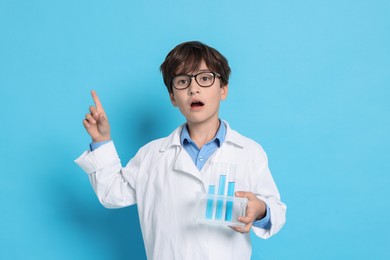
171;72;221;90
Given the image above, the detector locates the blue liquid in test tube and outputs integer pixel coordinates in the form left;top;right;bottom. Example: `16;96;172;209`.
225;182;235;221
215;175;226;220
206;185;215;219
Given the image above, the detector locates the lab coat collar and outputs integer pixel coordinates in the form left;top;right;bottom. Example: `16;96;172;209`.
158;120;244;184
159;124;184;152
223;120;245;149
159;120;244;152
159;124;200;181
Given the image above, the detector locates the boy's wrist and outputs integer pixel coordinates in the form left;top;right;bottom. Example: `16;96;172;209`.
90;140;112;151
255;200;267;221
92;136;111;143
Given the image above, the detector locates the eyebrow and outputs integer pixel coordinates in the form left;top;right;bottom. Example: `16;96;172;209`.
182;69;212;76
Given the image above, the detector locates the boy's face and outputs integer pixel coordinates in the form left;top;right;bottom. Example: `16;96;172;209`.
169;60;228;127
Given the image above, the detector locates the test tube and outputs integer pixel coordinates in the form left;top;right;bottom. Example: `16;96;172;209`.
215;174;227;220
205;185;215;219
225;165;236;221
205;170;219;219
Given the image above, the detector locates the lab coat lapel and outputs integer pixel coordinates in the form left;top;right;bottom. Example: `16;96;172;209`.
160;124;203;182
173;147;203;182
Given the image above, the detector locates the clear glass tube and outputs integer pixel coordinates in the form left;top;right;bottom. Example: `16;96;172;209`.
206;185;215;219
215;174;226;220
225;165;236;221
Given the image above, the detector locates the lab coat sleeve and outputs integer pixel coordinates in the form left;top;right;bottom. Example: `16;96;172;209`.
250;149;287;239
74;141;138;208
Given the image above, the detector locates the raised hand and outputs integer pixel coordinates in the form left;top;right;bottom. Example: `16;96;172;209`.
83;90;111;142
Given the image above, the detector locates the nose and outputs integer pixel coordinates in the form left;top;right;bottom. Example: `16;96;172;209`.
188;77;200;95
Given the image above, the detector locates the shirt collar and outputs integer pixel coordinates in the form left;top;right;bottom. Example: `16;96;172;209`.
180;120;226;148
159;120;243;152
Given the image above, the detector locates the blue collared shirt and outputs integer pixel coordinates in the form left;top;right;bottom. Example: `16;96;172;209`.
180;121;226;170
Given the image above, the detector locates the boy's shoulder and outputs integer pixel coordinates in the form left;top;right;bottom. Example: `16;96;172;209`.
225;126;269;165
137;124;184;154
225;122;266;152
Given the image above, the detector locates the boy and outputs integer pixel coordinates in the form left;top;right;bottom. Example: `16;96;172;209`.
75;41;286;259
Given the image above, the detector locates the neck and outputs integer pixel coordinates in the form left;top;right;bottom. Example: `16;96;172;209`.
187;119;220;149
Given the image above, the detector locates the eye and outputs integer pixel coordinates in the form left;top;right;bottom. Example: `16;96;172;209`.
198;73;213;82
177;79;188;85
173;75;190;86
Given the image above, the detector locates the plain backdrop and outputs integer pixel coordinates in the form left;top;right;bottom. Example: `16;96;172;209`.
1;0;389;259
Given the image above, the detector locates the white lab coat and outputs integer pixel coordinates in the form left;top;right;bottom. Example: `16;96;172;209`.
75;122;286;260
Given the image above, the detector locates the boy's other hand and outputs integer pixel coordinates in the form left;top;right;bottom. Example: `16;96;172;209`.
83;90;111;143
231;191;266;234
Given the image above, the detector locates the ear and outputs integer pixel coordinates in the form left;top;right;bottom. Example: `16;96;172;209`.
220;84;228;101
170;92;177;107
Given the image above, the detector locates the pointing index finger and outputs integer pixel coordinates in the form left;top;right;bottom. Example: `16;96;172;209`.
91;90;105;113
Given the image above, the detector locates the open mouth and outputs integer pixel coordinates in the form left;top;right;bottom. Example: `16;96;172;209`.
191;101;204;107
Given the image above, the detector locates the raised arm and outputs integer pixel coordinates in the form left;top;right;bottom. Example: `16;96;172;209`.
83;90;111;142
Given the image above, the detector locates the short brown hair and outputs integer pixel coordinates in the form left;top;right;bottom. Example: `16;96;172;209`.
160;41;231;93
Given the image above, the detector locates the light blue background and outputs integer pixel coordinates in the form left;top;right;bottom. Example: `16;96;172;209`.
1;0;389;259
